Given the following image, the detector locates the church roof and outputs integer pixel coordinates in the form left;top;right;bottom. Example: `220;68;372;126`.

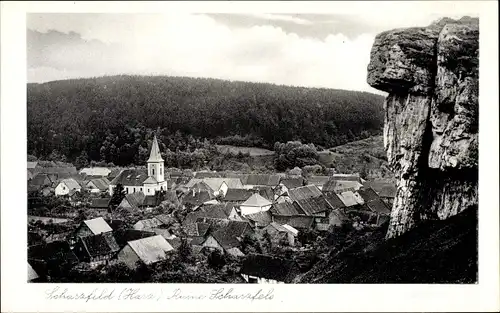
110;169;148;186
147;135;164;162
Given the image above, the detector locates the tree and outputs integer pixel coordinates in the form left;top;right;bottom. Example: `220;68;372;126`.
110;184;126;209
74;151;89;169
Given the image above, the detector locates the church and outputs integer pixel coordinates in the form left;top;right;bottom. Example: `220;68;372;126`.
109;135;168;196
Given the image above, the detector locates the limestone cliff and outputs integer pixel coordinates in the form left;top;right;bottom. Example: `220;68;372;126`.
367;17;479;238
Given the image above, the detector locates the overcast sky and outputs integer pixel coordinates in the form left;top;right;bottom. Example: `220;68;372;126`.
27;10;478;93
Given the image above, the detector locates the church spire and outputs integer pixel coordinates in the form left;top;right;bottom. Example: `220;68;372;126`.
147;134;164;162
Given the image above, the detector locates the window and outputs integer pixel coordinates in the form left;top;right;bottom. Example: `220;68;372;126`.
248;277;258;284
133;188;136;193
152;168;155;175
140;188;142;191
148;189;150;193
160;168;162;175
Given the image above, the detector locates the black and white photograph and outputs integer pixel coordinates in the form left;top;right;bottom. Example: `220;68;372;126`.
1;1;499;312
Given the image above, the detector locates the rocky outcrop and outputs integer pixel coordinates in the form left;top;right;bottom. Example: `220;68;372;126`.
367;17;479;238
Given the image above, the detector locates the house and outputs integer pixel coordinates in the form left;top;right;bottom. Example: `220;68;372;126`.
223;188;254;203
185;177;244;197
109;135;168;196
322;179;363;193
112;229;156;249
117;235;174;269
240;193;273;216
79;167;112;177
28;263;40;282
181;189;213;210
241;254;300;284
363;181;397;205
245;211;273;228
90;198;111;211
305;176;330;190
279;177;305;195
133;218;164;231
75;217;113;238
241;174;281;189
86;178;111;193
337;190;365;208
202;220;254;256
270;201;305;216
271;214;314;231
184;222;211;239
54;178;82;196
73;232;120;267
357;187;391;226
118;192;146;213
287;185;334;230
262;222;297;246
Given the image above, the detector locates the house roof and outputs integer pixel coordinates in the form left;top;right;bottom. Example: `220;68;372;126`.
253;186;275;201
133;218;164;230
154;214;177;225
322;179;363;192
28;240;79;264
183;205;229;225
184;222;211;237
241;254;298;283
91;198;111;208
211;221;252;250
113;229;156;249
280;177;305;189
27;161;38;169
366;198;392;215
104;219;128;231
124;192;146;207
30;174;52;187
330;174;362;182
127;235;174;264
244;174;281;186
79;167;112;177
266;221;293;234
245;211;273;227
80;232;120;257
181;189;212;207
323;192;346;209
151;228;175;240
288;185;333;215
270;201;305;216
28;263;39;281
272;215;314;230
223;188;254;202
147;135;164;162
87;178;110;190
337;191;365;207
203;178;244;192
364;181;397;198
202;203;237;217
241;193;272;207
282;224;299;236
83;217;113;235
110;169;148;186
166;238;182;249
357;187;381;203
306;176;330;186
227;247;245;257
59;178;81;190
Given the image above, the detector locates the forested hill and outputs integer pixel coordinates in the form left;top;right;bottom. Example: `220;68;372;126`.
27;75;384;165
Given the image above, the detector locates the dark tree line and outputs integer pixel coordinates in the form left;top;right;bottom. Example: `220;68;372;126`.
27;75;384;166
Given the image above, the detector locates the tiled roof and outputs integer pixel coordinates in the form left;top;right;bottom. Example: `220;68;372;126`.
184;222;211;237
87;178;110;190
322;179;363;192
83;217;113;235
270;201;305;216
357;187;380;203
110;169;148;186
59;178;81;190
183;205;228;226
223;189;254;202
181;190;212;207
79;167;112;177
241;193;272;207
266;222;293;234
241;254;299;283
306;176;330;186
80;232;120;257
272;215;314;230
323;192;346;209
280;177;305;189
127;235;174;264
91;198;111;208
154;214;177;225
244;174;281;186
245;211;273;227
364;181;397;198
366;198;391;215
288;185;333;215
203;178;244;192
113;229;156;249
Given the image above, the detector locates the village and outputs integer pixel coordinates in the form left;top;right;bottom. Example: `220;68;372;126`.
28;135;396;284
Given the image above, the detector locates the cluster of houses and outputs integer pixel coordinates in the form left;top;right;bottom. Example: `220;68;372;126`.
28;136;397;284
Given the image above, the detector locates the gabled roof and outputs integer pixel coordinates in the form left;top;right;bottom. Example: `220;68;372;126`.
110;169;148;186
241;254;299;283
59;178;81;190
288;185;333;215
270;201;305;216
87;178;110;190
79;167;112;177
83;217;113;235
27;161;38;169
244;174;281;186
266;222;293;234
203;178;244;192
90;198;111;208
253;186;275;201
184;222;211;237
366;198;392;215
337;191;365;207
357;187;380;203
324;192;346;209
127;235;174;264
223;188;254;202
30;174;52;187
113;229;156;249
363;181;397;198
245;211;273;227
322;179;363;192
79;232;120;257
280;177;305;189
306;176;330;186
147;135;164;162
211;221;253;250
181;189;212;207
241;193;272;207
124;192;146;208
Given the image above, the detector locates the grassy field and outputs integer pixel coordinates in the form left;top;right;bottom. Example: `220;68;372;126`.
216;145;275;156
318;136;394;180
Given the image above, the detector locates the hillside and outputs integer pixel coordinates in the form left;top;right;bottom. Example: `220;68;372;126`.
298;206;477;283
318;136;394;179
27;75;384;165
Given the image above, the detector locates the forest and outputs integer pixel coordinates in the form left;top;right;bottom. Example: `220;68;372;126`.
27;75;385;167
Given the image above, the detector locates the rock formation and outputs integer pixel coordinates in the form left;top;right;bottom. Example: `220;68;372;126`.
367;17;479;238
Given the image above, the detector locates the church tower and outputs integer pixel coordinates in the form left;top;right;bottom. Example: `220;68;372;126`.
147;134;164;183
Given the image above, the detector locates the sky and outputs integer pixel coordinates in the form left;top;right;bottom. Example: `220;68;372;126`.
27;9;478;93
